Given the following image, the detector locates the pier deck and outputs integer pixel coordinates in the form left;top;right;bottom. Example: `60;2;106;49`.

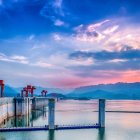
0;124;100;132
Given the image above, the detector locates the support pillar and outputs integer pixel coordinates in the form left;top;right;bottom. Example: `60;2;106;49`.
98;99;106;127
48;98;55;130
32;97;36;110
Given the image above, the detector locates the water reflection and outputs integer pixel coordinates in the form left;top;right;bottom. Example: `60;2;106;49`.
0;106;48;128
48;130;55;140
98;128;105;140
0;100;140;140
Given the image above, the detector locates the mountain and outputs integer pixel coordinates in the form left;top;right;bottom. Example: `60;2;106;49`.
67;82;140;99
46;93;66;99
3;85;18;97
3;82;140;99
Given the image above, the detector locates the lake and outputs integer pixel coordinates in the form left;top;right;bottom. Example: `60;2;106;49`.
0;100;140;140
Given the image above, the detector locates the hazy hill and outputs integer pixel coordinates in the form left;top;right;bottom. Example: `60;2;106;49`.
3;82;140;99
3;85;18;97
46;93;66;98
67;82;140;99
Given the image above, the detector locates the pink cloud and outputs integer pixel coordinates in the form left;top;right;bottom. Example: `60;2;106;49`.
48;70;140;88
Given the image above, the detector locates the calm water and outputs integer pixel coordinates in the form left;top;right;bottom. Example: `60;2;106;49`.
0;100;140;140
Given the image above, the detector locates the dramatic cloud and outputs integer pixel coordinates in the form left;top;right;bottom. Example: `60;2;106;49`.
69;46;140;73
74;20;109;42
69;46;140;61
73;18;140;53
0;0;140;87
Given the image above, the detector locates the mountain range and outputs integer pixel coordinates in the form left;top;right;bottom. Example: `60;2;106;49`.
67;82;140;99
2;85;18;97
2;86;66;97
2;82;140;99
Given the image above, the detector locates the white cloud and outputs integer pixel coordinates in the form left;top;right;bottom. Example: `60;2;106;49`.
74;20;110;34
103;25;119;34
46;53;94;67
0;53;54;68
53;33;62;41
108;59;127;63
72;18;140;52
54;19;65;26
73;20;110;43
76;31;105;42
11;55;28;64
11;55;27;61
0;53;29;64
103;25;140;51
87;19;110;32
70;58;94;66
32;61;54;68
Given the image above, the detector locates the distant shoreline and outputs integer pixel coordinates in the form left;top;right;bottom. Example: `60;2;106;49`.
94;110;140;113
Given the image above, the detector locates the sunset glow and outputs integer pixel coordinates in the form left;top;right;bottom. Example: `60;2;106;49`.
0;0;140;88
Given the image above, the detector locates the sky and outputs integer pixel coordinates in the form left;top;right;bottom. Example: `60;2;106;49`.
0;0;140;88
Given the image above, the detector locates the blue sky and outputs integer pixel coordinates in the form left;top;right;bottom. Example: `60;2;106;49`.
0;0;140;88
